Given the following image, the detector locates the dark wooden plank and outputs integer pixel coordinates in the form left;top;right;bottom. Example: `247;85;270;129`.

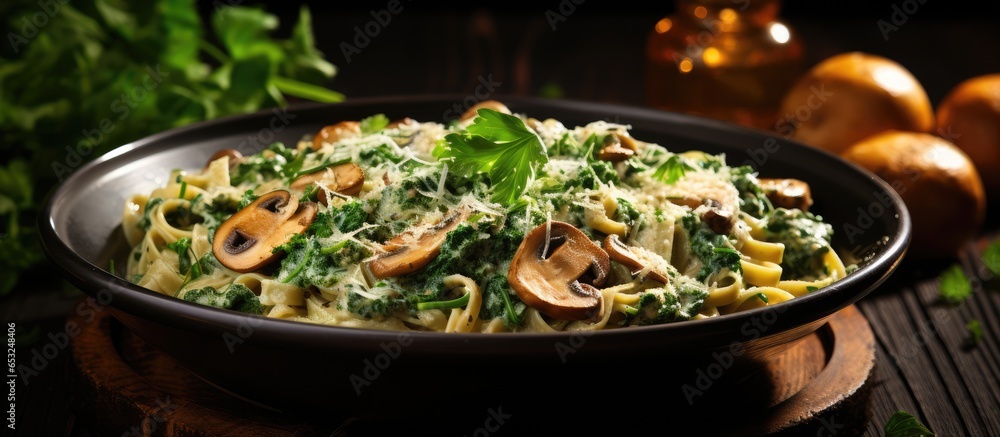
858;291;967;434
902;243;1000;435
961;242;1000;386
858;232;1000;437
904;280;987;435
862;341;923;436
953;244;1000;434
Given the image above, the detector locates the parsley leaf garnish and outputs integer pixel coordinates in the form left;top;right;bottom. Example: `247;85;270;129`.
938;264;972;304
238;190;259;209
653;155;693;184
755;293;768;304
166;238;194;276
966;319;983;346
360;114;390;134
438;109;547;205
884;411;935;437
983;240;1000;276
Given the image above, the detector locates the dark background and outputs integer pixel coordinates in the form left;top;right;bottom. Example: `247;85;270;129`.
198;0;1000;111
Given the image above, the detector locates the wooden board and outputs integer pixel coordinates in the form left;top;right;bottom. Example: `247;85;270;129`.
68;305;875;436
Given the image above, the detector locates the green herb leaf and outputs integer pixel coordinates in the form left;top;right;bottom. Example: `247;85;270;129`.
0;160;34;208
755;293;768;304
939;264;972;304
279;6;337;84
966;319;983;345
182;284;263;315
212;6;282;63
983;240;1000;277
439;109;547;205
416;291;471;311
238;190;259;209
272;76;344;103
293;157;352;180
360;114;390;135
653;155;693;185
166;238;193;275
884;411;934;437
138;198;165;231
0;1;340;296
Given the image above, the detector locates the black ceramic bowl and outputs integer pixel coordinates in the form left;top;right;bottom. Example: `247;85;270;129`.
40;96;909;429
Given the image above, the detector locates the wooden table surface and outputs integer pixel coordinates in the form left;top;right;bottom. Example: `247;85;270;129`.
4;3;1000;436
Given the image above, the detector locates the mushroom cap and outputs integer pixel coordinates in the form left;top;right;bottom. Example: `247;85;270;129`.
758;178;813;211
507;222;610;321
460;100;511;122
368;209;471;278
597;133;637;162
312;121;361;150
290;162;365;205
206;148;243;170
213;190;317;273
603;234;669;284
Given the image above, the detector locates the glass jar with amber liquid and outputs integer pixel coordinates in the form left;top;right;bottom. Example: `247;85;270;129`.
646;0;803;130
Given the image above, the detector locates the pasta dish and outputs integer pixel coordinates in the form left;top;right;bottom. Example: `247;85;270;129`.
122;101;848;333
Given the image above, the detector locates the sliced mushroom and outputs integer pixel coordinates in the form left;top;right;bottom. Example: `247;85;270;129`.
759;178;813;211
290;163;365;205
213;190;317;273
507;222;611;321
384;117;420;146
603;234;669;284
205;148;243;170
666;196;702;209
668;197;735;235
525;117;544;133
460;100;511;122
312;121;361;150
386;117;418;130
597;133;638;162
701;199;734;235
368;209;472;278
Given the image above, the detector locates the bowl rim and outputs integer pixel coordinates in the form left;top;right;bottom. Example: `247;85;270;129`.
38;94;911;353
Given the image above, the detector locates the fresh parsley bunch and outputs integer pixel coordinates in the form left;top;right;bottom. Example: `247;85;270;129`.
0;0;342;295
